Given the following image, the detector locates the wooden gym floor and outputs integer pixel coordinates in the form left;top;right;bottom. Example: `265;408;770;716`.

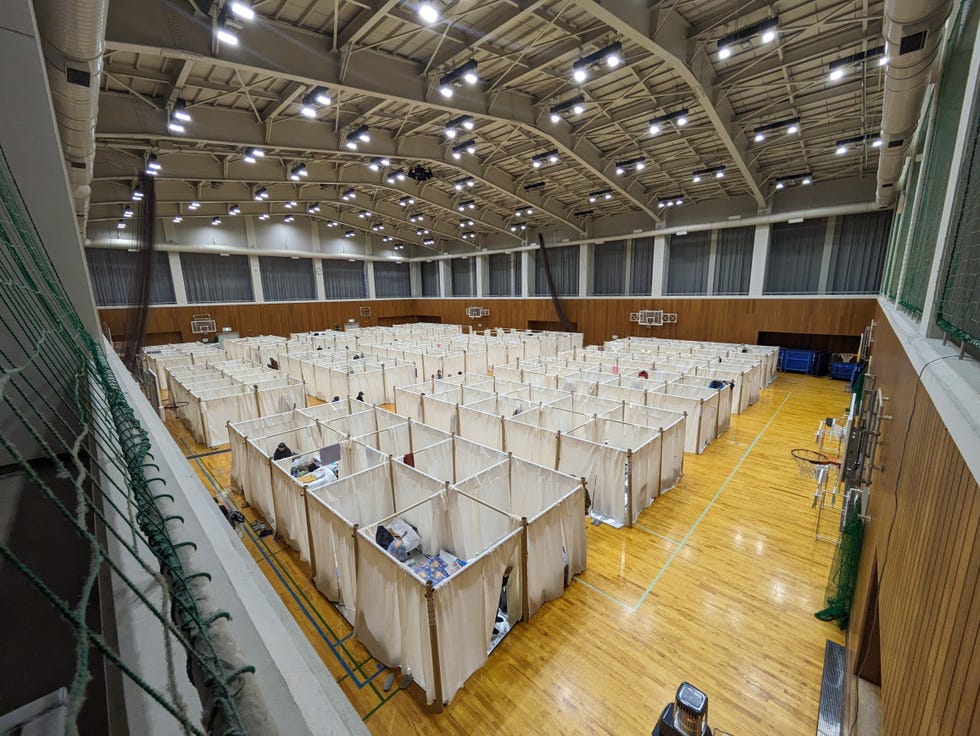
164;372;848;735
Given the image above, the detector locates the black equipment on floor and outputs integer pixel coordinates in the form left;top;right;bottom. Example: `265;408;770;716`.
652;682;712;736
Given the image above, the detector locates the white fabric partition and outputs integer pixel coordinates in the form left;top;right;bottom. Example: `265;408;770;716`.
645;391;705;454
256;378;307;416
557;434;625;523
663;384;720;450
355;489;522;706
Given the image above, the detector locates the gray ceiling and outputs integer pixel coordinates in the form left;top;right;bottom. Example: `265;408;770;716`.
91;0;887;252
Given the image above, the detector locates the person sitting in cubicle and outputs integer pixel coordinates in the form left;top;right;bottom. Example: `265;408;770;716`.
267;358;279;370
356;391;365;402
273;442;295;461
332;396;341;402
638;370;649;379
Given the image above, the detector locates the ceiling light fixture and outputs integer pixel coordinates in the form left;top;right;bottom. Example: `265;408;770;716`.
132;187;144;201
344;125;370;150
461;231;477;240
549;94;587;123
229;1;255;21
656;195;685;208
571;41;623;82
828;46;886;82
753;116;801;141
614;156;646;175
123;205;134;218
459;218;474;227
172;99;191;123
451;140;477;159
515;206;533;217
284;215;295;223
341;188;356;201
648;109;689;136
454;176;475;190
399;196;415;207
423;237;436;246
523;181;546;192
715;17;779;60
307;203;320;213
186;199;198;209
692;165;726;182
259;212;270;220
254;187;269;200
326;220;338;227
212;216;222;225
145;154;162;175
215;10;239;46
243;147;264;163
444;114;475;138
289;163;308;181
229;204;241;215
457;199;476;211
345;230;356;238
772;172;813;189
358;209;370;219
835;132;883;154
117;219;126;229
386;169;408;184
368;156;391;171
418;1;439;24
509;222;527;232
172;215;183;223
531;150;559;168
588;189;613;203
438;60;479;97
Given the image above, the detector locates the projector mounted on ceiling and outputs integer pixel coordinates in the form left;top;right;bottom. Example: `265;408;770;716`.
407;164;433;182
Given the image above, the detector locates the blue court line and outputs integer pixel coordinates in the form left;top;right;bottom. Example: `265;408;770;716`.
633;523;681;546
630;392;792;612
189;452;385;691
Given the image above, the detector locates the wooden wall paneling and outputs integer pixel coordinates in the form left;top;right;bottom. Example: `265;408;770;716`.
99;297;878;349
844;304;980;736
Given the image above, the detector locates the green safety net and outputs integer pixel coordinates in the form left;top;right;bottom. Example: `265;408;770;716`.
898;0;977;318
0;147;253;733
936;71;980;348
815;497;865;630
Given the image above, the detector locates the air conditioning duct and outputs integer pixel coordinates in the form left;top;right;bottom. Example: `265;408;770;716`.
875;0;953;206
32;0;109;230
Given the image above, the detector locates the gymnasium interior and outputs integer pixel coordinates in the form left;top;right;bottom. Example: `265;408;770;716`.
0;0;977;734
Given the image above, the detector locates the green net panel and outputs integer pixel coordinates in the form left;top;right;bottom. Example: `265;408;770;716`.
815;497;865;630
937;95;980;348
0;147;254;734
898;0;978;318
886;159;921;300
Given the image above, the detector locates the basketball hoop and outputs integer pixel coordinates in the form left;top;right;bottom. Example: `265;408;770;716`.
791;448;840;479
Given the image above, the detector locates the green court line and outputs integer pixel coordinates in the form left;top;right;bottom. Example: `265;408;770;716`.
573;576;632;609
633;523;681;546
362;689;401;722
629;392;792;612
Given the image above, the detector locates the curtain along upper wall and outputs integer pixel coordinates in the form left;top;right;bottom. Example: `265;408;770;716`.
323;259;367;299
259;256;315;301
373;261;411;298
898;0;977;318
488;253;514;296
713;226;753;295
180;252;253;303
665;231;710;295
592;240;626;295
765;219;826;294
421;260;439;297
829;211;893;294
534;244;578;296
630;237;654;295
451;258;476;296
86;249;175;306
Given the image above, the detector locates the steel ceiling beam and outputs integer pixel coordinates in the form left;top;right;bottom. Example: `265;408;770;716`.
715;21;884;88
336;0;402;49
568;0;768;208
103;0;660;221
90;147;523;240
94;93;566;234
